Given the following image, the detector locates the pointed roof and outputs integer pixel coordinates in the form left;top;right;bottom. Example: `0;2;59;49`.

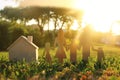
7;36;38;50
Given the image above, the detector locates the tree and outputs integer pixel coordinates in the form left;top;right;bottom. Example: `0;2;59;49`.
0;6;84;35
0;7;23;22
0;20;11;50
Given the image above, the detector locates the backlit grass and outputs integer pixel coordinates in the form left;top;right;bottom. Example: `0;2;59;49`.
0;44;120;60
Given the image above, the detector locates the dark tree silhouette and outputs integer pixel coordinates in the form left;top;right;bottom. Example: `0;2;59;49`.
0;6;84;35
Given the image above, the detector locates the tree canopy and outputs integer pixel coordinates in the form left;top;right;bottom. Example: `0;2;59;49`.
0;6;84;34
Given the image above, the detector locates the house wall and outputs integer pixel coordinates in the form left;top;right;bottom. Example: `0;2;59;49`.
9;39;38;62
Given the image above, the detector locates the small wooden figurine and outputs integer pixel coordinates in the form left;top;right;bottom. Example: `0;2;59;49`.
54;29;66;63
43;42;52;63
70;39;78;64
79;25;93;62
92;47;105;62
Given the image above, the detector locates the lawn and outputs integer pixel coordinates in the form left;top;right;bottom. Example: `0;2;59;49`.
0;44;120;80
1;44;120;61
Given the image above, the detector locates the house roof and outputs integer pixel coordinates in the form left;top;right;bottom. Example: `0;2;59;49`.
7;36;38;50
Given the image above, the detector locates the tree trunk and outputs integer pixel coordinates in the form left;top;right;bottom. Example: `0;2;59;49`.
37;18;43;35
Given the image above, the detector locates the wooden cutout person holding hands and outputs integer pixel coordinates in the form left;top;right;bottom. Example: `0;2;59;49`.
43;42;52;63
79;25;93;62
70;39;78;64
54;29;66;63
92;47;105;62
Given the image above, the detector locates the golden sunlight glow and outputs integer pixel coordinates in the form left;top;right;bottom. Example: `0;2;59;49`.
112;23;120;35
70;20;79;30
13;0;120;35
19;0;120;34
73;0;120;34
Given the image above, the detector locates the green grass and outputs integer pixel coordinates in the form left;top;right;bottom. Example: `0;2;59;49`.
0;51;8;60
0;44;120;80
92;44;120;57
0;44;120;60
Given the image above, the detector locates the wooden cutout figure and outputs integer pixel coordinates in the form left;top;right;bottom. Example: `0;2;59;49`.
70;39;78;63
54;29;66;63
43;42;52;63
92;47;105;62
79;26;93;62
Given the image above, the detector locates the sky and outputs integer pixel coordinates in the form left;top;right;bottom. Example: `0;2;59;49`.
19;0;75;8
0;0;19;10
1;0;120;34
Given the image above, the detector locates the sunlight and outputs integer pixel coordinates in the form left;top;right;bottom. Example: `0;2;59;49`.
70;20;79;30
73;0;120;34
43;21;54;30
112;23;120;35
2;0;120;35
26;19;38;25
20;0;120;35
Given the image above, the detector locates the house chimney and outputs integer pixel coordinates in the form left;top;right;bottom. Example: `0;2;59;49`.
27;36;33;42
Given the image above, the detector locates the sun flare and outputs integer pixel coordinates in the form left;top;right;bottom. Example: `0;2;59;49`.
18;0;120;35
73;0;120;34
